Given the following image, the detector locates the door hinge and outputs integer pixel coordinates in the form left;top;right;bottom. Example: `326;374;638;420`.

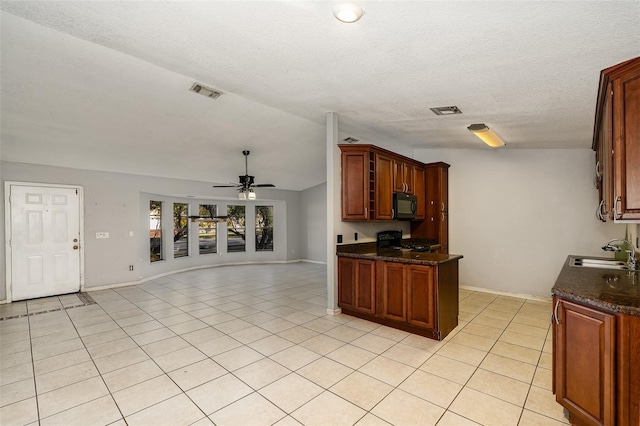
75;189;78;195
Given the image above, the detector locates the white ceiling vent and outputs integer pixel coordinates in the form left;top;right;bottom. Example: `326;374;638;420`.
430;106;462;115
343;137;359;143
190;83;223;99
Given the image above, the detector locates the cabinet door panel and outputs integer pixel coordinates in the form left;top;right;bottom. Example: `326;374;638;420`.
376;154;394;220
413;167;426;220
341;152;369;220
407;265;435;329
337;257;355;309
355;259;375;314
555;299;615;426
381;262;406;321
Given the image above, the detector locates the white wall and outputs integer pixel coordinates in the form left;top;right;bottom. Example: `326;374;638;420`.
1;161;302;301
300;182;327;263
414;148;623;297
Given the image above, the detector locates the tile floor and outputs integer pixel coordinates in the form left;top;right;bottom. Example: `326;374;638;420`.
0;263;568;426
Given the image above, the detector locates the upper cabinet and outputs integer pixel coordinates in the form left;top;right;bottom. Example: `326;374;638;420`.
593;57;640;222
339;144;425;222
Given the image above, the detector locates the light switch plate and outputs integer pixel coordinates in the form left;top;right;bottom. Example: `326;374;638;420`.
96;232;109;239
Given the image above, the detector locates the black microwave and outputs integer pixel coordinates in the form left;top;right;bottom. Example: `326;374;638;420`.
393;193;417;220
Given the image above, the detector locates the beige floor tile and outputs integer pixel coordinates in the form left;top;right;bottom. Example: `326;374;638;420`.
0;377;35;407
480;353;536;383
180;327;224;345
326;344;377;370
359;355;414;387
437;342;487;366
209;392;286;425
260;373;323;413
297;357;354;388
192;417;216;426
0;350;33;371
525;385;568;423
449;387;522;426
141;335;190;358
466;368;530;406
31;338;85;361
0;396;38;425
0;362;34;387
168;319;209;335
93;347;150;374
195;335;243;357
32;349;89;376
122;320;165;336
35;361;99;394
507;322;550;338
249;335;294;356
270;345;320;371
461;323;504;339
86;337;137;360
436;411;480;425
519;408;570;425
277;326;318;343
381;343;433;368
153;346;207;372
101;359;164;393
300;334;345;355
234;358;291;390
213;346;264;371
532;366;553;391
37;376;108;418
213;318;253;334
479;309;516;321
470;314;510;330
352;333;397;354
302;317;341;333
372;388;445;426
187;373;253;415
330;371;393;410
40;395;122;426
75;321;120;338
228;325;273;344
291;390;366;426
168;358;228;391
200;312;236;326
81;328;129;348
419;354;477;385
490;340;541;365
325;325;367;343
539;352;552;369
112;375;181;416
355;413;392;425
449;331;497;351
114;313;154;327
500;331;546;351
125;393;204;426
399;370;462;408
130;327;176;346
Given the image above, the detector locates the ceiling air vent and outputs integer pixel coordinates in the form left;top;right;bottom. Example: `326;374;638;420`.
430;106;462;116
190;83;223;99
343;137;359;143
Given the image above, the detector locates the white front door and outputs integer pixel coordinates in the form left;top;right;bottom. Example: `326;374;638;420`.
9;184;82;301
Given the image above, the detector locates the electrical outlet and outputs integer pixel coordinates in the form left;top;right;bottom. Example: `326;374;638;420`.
96;232;109;239
129;265;134;271
337;235;343;244
354;233;358;241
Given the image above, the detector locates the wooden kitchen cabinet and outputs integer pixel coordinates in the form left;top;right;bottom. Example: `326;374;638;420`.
413;166;426;220
375;153;394;220
411;162;450;253
337;257;375;314
379;261;407;321
593;57;640;221
393;160;415;194
406;265;436;329
553;297;615;426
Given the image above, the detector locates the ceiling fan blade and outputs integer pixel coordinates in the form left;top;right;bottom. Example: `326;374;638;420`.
212;184;238;188
254;184;275;187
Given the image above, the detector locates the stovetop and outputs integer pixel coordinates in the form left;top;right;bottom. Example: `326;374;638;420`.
377;230;437;253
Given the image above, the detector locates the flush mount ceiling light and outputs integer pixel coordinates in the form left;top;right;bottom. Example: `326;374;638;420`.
190;83;223;99
333;3;364;23
467;124;506;148
430;106;462;116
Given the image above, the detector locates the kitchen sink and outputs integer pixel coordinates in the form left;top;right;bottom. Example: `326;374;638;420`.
569;256;631;271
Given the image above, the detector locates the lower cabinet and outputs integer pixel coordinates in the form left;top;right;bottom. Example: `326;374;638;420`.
338;256;458;340
552;296;640;426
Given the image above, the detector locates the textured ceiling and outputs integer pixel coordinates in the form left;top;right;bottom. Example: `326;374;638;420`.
1;1;639;191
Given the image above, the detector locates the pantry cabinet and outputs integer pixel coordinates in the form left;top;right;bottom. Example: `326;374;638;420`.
593;56;640;221
411;162;450;253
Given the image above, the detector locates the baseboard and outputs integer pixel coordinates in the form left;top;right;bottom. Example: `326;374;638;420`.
326;307;342;316
459;285;552;302
299;259;328;265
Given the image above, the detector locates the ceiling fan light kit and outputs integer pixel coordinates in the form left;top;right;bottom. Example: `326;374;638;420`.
213;150;275;199
333;3;364;23
467;124;506;148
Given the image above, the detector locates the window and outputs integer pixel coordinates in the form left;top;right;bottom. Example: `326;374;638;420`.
174;203;189;258
199;204;217;255
150;200;163;262
227;205;246;252
256;206;274;251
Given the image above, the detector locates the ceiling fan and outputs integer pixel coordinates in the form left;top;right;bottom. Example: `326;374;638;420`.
213;150;275;199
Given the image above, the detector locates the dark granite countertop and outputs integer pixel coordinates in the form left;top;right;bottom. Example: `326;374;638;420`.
552;255;640;316
337;241;463;266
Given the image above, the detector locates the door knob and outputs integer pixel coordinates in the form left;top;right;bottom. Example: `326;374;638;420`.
73;238;78;242
73;245;79;250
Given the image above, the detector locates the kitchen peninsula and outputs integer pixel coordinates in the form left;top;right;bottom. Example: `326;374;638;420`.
337;241;462;340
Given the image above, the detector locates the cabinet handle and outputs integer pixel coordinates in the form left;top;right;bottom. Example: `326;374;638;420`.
596;200;604;221
442;212;445;221
613;196;622;220
392;208;395;219
365;207;368;218
595;160;602;179
553;300;560;324
441;202;445;212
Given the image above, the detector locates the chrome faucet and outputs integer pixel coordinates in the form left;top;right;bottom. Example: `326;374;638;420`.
602;238;638;270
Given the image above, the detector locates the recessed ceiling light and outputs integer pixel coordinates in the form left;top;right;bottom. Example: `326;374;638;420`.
333;3;365;23
430;106;462;116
